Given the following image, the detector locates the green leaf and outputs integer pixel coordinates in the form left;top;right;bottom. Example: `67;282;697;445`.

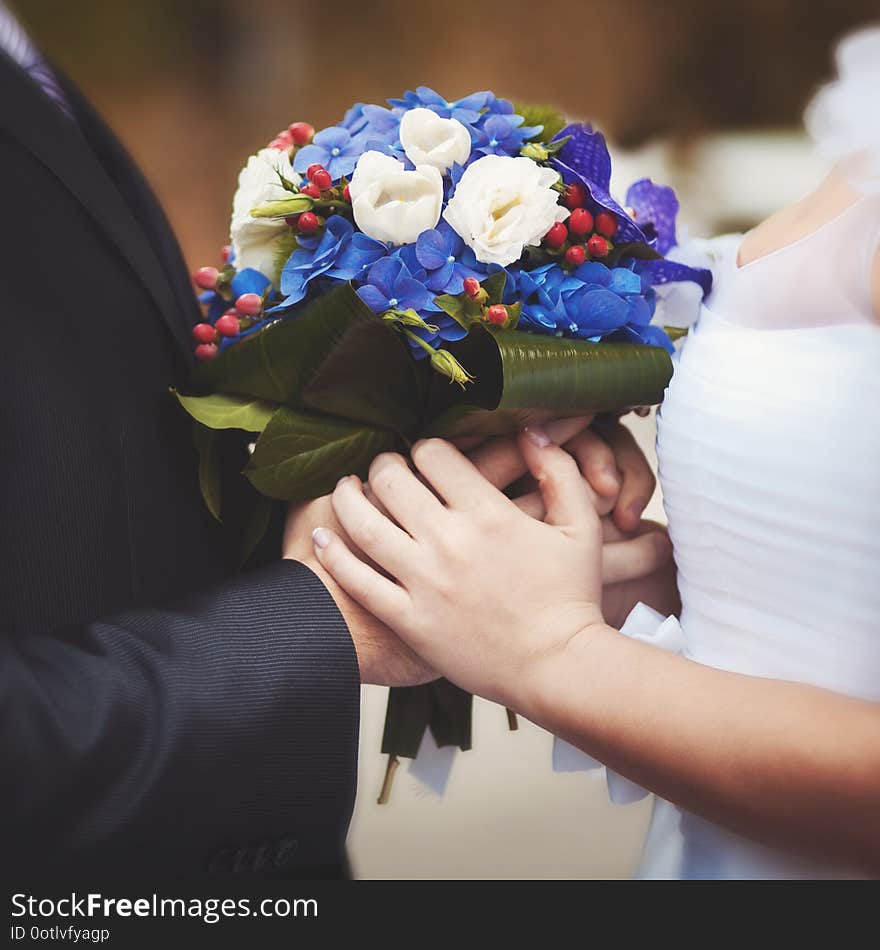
193;283;424;434
664;325;689;341
174;390;277;433
425;325;673;439
480;270;507;305
250;195;314;218
512;102;567;142
193;423;222;522
244;406;400;501
606;241;663;267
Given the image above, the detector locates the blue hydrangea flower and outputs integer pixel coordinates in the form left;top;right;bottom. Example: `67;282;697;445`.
356;256;434;314
413;221;483;294
388;87;492;126
293;126;370;181
274;216;354;308
340;103;369;135
471;113;541;157
324;232;389;282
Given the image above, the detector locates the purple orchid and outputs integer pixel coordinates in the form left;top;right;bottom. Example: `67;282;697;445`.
625;179;679;256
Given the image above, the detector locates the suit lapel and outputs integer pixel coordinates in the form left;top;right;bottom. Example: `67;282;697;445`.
0;53;194;364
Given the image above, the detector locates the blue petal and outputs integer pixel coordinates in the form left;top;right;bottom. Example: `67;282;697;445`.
415;229;449;271
292;143;327;174
607;269;642;295
364;256;404;297
231;267;271;299
313;125;350;149
573;261;612;286
357;284;390;312
396;276;434;313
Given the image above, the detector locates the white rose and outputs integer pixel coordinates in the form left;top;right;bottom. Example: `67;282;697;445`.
399;107;472;173
443;155;569;266
349;150;443;245
230;148;300;281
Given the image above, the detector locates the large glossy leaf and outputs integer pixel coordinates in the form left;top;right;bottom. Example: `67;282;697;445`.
174;391;277;433
244;406;400;501
193;283;424;433
193;423;222;522
426;325;672;438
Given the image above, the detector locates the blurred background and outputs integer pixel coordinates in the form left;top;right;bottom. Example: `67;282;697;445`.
14;0;877;878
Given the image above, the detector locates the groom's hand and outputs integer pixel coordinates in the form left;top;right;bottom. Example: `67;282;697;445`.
284;495;437;687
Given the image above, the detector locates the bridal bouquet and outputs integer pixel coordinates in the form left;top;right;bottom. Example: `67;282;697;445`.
175;88;710;797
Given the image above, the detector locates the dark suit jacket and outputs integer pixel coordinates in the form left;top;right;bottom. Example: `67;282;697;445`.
0;52;360;876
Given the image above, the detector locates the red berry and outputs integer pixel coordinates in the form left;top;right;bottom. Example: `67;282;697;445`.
192;322;217;344
215;314;240;337
595;211;619;238
587;234;609;258
543;221;568;249
297;211;319;234
221;245;231;263
195;343;219;362
343;184;351;203
312;169;333;191
564;182;588;209
288;122;315;146
235;293;263;317
192;266;219;290
568;208;594;237
565;245;586;266
306;163;325;183
269;130;293;150
463;277;481;298
299;182;321;200
486;305;508;326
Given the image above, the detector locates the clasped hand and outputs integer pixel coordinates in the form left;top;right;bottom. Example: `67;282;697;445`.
284;417;675;691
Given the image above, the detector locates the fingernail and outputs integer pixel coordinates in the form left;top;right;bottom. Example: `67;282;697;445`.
337;474;352;488
602;465;620;488
312;527;332;549
523;425;552;448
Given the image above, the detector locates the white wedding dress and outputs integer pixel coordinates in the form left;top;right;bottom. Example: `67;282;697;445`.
557;27;880;879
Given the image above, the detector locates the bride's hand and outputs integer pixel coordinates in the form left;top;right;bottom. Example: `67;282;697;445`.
311;427;617;705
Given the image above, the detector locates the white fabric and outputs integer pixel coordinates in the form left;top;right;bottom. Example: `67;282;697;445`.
647;227;880;878
557;211;880;877
805;25;880;193
552;603;685;805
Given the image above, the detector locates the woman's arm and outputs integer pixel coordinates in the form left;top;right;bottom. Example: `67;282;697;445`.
529;623;880;875
312;430;880;876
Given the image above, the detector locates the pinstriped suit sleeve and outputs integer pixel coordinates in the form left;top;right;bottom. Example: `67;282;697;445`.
1;559;360;874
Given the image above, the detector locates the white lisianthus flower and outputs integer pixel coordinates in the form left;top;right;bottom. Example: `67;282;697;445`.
443;155;569;266
399;107;472;173
230;148;300;281
349;150;443;245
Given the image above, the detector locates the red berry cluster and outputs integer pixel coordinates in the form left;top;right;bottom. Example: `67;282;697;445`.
544;182;619;267
286;163;354;236
190;282;265;362
462;278;510;327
